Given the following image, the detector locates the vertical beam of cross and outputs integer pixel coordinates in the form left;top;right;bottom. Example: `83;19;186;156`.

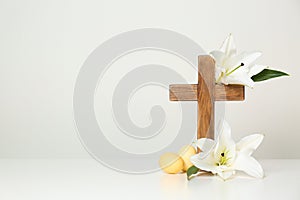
197;56;215;139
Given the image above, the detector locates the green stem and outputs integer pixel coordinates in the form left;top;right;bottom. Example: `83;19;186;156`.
216;72;224;83
226;63;244;76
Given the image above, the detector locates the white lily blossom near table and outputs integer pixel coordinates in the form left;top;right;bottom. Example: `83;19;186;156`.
190;121;264;180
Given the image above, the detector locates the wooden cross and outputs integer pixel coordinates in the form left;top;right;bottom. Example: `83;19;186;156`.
169;55;245;140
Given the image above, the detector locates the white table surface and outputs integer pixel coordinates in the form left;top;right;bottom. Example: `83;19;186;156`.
0;159;299;200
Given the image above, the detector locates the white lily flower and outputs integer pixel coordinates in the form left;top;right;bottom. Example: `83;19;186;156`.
210;34;267;87
191;121;264;180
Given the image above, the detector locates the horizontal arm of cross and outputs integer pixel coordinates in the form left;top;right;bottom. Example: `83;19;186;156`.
169;84;245;101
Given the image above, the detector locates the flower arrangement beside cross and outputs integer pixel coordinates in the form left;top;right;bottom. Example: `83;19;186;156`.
159;34;288;180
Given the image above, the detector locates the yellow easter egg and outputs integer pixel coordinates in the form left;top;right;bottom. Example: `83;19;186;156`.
178;145;196;172
159;153;184;174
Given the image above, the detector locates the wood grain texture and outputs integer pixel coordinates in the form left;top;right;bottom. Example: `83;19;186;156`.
169;84;244;101
215;84;245;101
169;84;198;101
168;55;246;141
197;55;215;139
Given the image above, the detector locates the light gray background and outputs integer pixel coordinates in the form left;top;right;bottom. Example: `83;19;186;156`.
0;0;299;158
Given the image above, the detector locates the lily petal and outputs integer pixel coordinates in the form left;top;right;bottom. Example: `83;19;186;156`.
239;51;262;67
224;69;255;87
226;51;262;67
210;50;225;65
218;120;232;141
248;64;266;77
214;121;236;164
217;170;235;180
220;34;237;57
224;51;262;71
236;134;264;156
190;152;218;174
195;138;215;153
233;152;264;178
197;152;209;160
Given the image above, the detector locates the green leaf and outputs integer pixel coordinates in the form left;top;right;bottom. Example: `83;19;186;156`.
251;69;289;82
187;166;199;180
